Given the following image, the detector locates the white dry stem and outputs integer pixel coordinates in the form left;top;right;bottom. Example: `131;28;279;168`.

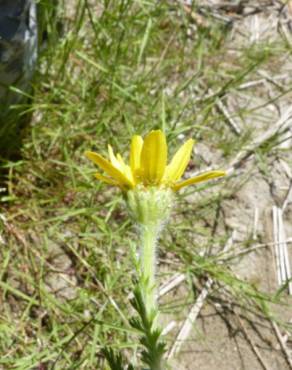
279;159;292;180
236;314;271;370
225;239;292;260
253;207;259;240
272;206;292;294
272;321;292;370
226;106;292;175
194;81;241;135
215;96;242;136
273;206;284;286
282;181;292;212
257;70;286;90
250;14;260;43
161;321;177;336
166;277;213;359
158;273;186;299
166;233;234;359
238;74;289;90
278;208;292;295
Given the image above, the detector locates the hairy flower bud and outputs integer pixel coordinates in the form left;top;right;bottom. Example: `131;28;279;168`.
126;187;174;226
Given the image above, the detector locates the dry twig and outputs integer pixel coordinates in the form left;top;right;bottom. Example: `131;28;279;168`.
272;206;292;294
215;96;242;136
166;277;213;359
272;321;292;369
226;107;292;175
235;313;272;370
223;238;292;261
166;234;234;358
158;273;186;299
282;180;292;212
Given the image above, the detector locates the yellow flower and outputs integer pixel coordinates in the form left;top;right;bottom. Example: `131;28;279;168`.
85;130;225;191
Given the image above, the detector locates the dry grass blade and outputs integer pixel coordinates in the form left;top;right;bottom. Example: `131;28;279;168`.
227;107;292;175
158;273;186;299
273;206;284;286
272;206;292;294
215;96;242;136
236;314;272;370
162;321;177;336
253;206;259;240
225;239;292;261
272;321;292;369
282;181;292;212
0;214;28;248
166;234;234;359
166;277;213;359
277;208;292;295
257;70;286;90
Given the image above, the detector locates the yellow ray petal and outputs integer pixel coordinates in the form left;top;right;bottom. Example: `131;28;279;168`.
140;130;167;185
117;153;134;183
172;170;226;191
117;153;126;167
108;144;134;183
130;135;143;175
164;138;194;183
85;151;134;187
94;172;119;185
108;145;123;171
108;146;133;181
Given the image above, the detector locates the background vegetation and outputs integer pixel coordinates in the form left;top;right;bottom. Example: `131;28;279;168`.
0;1;291;369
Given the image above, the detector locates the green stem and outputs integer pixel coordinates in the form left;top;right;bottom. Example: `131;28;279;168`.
140;223;160;317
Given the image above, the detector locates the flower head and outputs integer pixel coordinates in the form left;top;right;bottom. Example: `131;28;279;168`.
85;130;225;191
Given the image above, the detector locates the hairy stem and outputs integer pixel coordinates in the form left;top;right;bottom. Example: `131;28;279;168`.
140;223;160;318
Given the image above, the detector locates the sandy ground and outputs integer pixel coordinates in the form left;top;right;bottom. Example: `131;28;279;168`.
159;1;292;369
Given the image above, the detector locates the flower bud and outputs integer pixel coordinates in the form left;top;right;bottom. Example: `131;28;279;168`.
126;187;174;226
